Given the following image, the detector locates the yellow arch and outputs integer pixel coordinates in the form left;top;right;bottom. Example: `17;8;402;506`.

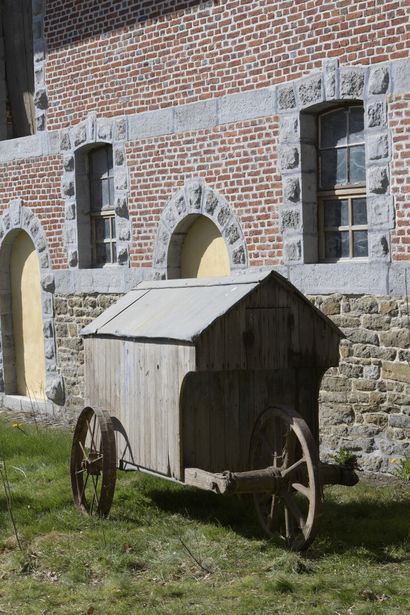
181;216;230;279
10;231;46;399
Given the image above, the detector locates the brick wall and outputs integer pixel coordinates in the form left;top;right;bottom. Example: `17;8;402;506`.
44;0;409;129
0;156;66;267
126;117;282;268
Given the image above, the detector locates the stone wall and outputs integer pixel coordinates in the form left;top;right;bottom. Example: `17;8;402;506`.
54;293;120;415
315;294;410;473
54;290;410;473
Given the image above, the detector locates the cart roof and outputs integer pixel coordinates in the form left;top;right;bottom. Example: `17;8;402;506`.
81;271;342;343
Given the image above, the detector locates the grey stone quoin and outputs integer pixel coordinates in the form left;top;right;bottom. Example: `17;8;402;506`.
0;200;64;406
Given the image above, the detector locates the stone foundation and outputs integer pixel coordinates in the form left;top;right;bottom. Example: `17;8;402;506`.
54;293;120;412
314;294;410;473
53;291;410;473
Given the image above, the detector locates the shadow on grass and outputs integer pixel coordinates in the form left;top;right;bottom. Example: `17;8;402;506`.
137;480;410;556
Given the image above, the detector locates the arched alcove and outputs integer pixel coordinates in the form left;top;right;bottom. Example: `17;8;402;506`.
10;231;46;398
153;179;247;279
178;215;230;279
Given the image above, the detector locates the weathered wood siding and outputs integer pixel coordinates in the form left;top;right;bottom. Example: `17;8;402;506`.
84;337;195;480
181;368;323;473
196;276;340;372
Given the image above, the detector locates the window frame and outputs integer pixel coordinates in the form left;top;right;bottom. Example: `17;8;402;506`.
317;104;368;263
87;145;117;268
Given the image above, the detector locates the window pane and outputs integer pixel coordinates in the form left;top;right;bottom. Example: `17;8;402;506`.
320;148;347;188
90;147;110;180
96;243;107;264
101;178;112;209
325;231;350;259
90;180;103;212
353;231;368;257
320;109;347;148
112;242;117;262
95;218;106;241
352;198;367;225
324;199;348;227
105;243;113;263
349;107;364;144
104;217;111;238
349;145;366;183
111;216;116;235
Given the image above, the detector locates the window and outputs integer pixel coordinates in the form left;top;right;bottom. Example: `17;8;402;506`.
0;1;35;139
88;146;116;266
318;106;368;260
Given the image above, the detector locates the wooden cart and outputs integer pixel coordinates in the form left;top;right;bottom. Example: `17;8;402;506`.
70;272;357;550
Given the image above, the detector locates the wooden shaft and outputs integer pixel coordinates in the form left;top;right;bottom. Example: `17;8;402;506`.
319;462;358;486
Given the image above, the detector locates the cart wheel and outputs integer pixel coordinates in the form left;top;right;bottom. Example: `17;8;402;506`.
70;406;117;516
249;406;321;551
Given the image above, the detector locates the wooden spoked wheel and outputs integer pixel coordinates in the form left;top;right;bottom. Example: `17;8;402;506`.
249;406;321;551
70;406;117;516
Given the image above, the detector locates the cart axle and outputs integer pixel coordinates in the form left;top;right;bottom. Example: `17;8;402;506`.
184;462;358;496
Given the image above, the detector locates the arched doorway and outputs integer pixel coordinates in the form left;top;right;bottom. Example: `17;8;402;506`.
10;231;46;399
180;216;230;279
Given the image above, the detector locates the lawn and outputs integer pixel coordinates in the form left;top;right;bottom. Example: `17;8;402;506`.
0;418;409;615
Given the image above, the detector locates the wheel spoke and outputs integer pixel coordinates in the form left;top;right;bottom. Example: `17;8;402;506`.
291;482;310;499
267;495;281;531
282;492;305;529
71;407;117;517
281;456;306;478
80;470;90;503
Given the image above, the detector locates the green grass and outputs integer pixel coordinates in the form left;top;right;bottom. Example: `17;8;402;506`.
0;418;409;615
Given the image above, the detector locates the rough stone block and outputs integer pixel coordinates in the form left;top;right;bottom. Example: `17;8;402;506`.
368;66;390;95
41;273;55;293
232;245;246;266
34;88;48;110
367;133;389;160
367;166;389;194
129;108;173;139
343;328;379;346
369;233;389;259
219;88;275;124
73;125;87;147
115;171;128;191
388;414;410;429
115;195;128;217
277;85;296;111
279;115;299;142
283;176;300;202
62;179;75;198
392;57;410;95
224;223;240;245
63;155;74;172
279;146;299;171
284;239;302;262
382;361;410;384
323;58;338;99
186;180;202;210
175;99;218;132
340;69;365;99
65;201;76;221
60;132;71;151
363;364;380;380
297;75;322;107
46;375;65;406
281;208;300;232
366;101;386;128
379;329;410;349
97;121;113;140
115;118;128;141
114;147;125;166
68;249;78;267
367;195;394;229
